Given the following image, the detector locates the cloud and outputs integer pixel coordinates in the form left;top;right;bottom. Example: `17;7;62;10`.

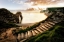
11;0;64;6
10;0;64;6
25;7;46;11
26;0;64;5
24;0;64;10
26;8;35;11
6;0;64;10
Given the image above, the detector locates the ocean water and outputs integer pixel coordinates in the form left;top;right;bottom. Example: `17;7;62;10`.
11;11;48;23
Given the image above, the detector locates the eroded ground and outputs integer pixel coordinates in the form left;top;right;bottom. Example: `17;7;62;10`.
0;23;34;42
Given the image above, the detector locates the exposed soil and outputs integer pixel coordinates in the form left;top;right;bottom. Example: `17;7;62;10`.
0;23;34;42
0;28;17;42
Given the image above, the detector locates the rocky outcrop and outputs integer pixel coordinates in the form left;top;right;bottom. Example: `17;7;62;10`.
0;8;19;23
15;11;23;24
0;8;20;28
0;8;19;36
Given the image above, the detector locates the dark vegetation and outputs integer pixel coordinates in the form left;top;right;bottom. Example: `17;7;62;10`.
47;7;64;13
0;8;19;28
0;21;18;28
40;7;64;13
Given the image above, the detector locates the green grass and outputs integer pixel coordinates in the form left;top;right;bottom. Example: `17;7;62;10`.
24;21;64;42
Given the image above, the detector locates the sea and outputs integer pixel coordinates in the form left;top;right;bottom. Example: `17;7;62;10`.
10;10;48;24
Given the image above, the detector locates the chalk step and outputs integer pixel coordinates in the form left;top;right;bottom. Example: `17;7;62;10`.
27;31;32;37
25;32;28;39
48;22;55;25
44;24;49;28
42;26;48;30
17;34;21;40
36;28;43;33
31;30;37;36
20;33;25;39
34;30;40;34
39;27;46;31
46;23;53;28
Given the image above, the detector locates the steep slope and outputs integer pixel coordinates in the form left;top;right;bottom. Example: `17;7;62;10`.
0;8;19;28
24;21;64;42
13;7;64;42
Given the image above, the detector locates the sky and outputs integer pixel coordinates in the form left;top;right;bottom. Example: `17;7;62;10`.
0;0;64;10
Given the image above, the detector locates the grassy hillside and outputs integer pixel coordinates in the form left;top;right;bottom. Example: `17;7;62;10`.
24;21;64;42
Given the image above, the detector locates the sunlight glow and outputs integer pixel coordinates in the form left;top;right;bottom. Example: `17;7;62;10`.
22;13;47;23
32;5;47;10
52;0;55;1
